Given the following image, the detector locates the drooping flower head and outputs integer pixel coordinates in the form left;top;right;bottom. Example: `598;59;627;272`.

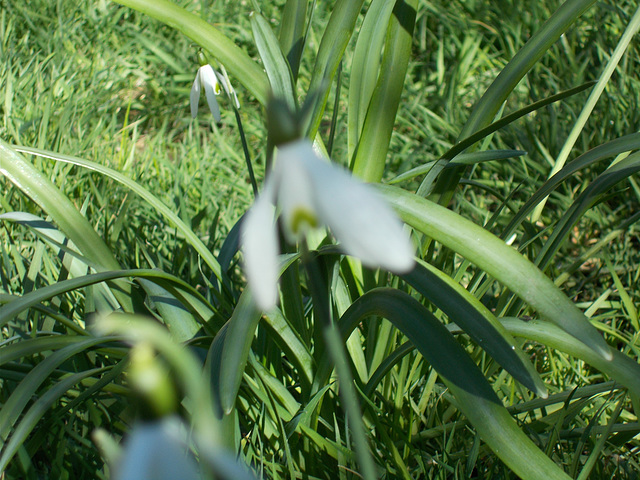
190;64;222;122
242;139;415;310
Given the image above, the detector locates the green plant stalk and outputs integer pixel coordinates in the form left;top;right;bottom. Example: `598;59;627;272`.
111;0;269;105
531;3;640;221
300;242;377;480
351;0;417;182
428;0;597;208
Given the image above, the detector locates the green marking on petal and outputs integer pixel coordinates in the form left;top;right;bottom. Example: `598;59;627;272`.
290;208;318;235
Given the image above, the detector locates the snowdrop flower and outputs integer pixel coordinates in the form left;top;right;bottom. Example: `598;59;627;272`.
190;64;223;122
242;139;415;310
113;417;201;480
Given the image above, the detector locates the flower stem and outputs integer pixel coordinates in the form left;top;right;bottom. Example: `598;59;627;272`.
299;241;377;480
232;106;259;197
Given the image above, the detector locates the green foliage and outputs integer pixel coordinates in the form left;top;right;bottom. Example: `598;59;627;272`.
1;0;640;478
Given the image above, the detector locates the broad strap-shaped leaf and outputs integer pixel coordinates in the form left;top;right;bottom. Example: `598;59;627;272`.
350;0;418;183
305;0;366;138
500;317;640;398
347;0;397;158
0;269;217;332
0;337;120;442
13;145;225;286
324;288;570;480
278;0;308;81
0;368;107;472
251;11;297;109
0;140;133;310
403;261;547;397
208;290;261;415
377;183;612;360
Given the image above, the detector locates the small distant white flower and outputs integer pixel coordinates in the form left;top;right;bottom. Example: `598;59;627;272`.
241;140;415;310
190;64;222;122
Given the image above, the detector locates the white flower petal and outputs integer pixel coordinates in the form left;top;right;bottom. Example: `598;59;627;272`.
300;144;415;273
215;70;241;110
189;72;201;118
199;64;222;122
275;142;318;243
241;190;280;310
114;417;200;480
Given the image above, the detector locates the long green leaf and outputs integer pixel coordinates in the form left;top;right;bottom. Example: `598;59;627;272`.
262;307;313;389
347;0;397;158
0;368;107;472
13;145;225;285
378;184;612;360
403;261;547;397
351;0;417;182
531;3;640;220
0;140;133;311
502;132;640;240
0;337;119;442
279;0;308;81
306;0;366;138
327;288;570;480
0;335;90;367
501;317;640;398
0;269;216;331
210;290;261;415
536;153;640;271
251;11;296;108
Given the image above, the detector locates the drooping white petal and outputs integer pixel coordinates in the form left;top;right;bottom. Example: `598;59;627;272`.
114;417;200;480
199;64;222;122
189;70;201;118
275;142;319;243
300;143;415;273
241;189;280;310
215;69;240;109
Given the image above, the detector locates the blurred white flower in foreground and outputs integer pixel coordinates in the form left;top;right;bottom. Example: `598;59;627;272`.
190;64;223;122
242;140;415;310
113;416;200;480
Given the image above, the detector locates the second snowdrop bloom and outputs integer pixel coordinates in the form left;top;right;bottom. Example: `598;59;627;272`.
242;140;415;310
190;64;223;122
